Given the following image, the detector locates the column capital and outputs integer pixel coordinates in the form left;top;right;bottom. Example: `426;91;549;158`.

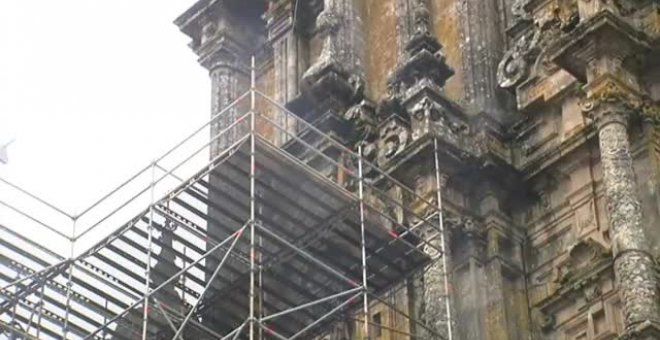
579;78;647;130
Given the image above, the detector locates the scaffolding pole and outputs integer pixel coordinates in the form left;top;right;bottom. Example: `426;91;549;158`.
358;145;370;339
62;218;76;340
171;223;245;339
142;161;157;340
249;55;257;340
434;137;453;340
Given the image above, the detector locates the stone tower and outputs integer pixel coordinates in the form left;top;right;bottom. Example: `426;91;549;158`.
175;0;660;339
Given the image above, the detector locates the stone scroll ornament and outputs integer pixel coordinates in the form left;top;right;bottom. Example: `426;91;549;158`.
497;1;579;89
497;28;542;88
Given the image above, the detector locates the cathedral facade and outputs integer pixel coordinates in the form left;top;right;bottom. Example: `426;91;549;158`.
175;0;660;339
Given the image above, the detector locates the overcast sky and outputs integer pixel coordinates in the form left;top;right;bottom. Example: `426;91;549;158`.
0;0;211;216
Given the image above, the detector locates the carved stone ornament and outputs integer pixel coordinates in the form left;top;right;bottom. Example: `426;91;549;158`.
388;0;453;92
377;119;409;165
412;0;432;38
412;97;440;121
531;307;555;333
497;28;541;88
581;281;602;303
343;99;377;145
578;81;646;129
411;97;440;139
511;0;531;21
377;81;404;118
445;216;481;239
498;2;579;89
302;0;344;85
566;238;609;275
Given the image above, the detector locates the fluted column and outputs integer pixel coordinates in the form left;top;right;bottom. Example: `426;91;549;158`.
584;95;660;338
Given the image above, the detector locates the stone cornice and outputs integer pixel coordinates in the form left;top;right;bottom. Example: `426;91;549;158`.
551;10;651;82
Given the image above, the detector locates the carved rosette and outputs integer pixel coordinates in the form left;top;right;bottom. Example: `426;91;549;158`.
580;82;660;332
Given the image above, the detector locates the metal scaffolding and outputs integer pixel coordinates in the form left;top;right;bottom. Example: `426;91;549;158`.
0;58;451;339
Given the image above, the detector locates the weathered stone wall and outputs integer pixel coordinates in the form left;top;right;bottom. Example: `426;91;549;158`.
362;0;398;99
430;0;464;102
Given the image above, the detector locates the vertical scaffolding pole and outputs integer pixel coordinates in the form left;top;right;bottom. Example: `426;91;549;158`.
249;55;257;340
63;218;76;339
433;138;453;340
142;161;157;340
357;146;370;339
36;285;43;338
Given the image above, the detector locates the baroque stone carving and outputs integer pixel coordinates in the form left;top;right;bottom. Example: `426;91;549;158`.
445;216;481;240
302;0;343;84
498;2;579;89
377;82;405;119
566;238;609;275
411;0;432;38
497;28;542;88
344;99;377;149
531;307;555;333
377;118;409;165
389;0;453;91
511;0;531;21
580;81;660;128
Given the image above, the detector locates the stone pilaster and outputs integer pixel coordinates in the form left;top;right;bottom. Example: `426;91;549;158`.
393;0;415;61
458;0;511;120
266;0;305;144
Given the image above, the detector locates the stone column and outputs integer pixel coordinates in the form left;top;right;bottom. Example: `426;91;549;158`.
420;222;453;340
175;2;256;157
584;96;660;338
418;174;456;340
548;10;660;336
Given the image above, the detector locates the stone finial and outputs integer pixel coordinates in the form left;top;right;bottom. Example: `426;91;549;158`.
302;0;345;85
411;0;432;38
388;0;453;90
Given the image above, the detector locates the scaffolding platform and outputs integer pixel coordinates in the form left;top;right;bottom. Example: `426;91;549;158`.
0;59;448;340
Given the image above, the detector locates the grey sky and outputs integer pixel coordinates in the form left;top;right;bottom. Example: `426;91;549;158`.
0;0;210;215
